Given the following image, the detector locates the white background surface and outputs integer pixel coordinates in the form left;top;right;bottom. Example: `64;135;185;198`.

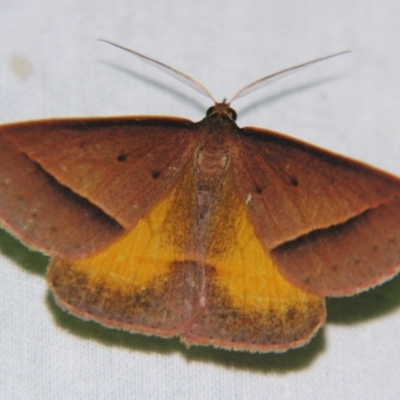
1;1;400;399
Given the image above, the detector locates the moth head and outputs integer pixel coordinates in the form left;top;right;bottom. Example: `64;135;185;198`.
206;102;237;121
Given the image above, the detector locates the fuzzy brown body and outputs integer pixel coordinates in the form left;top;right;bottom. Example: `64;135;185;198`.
190;111;237;257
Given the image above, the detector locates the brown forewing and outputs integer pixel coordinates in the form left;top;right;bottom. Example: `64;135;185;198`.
235;126;400;248
0;117;197;258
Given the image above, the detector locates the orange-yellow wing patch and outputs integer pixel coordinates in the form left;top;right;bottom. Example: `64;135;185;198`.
182;166;325;352
47;162;202;337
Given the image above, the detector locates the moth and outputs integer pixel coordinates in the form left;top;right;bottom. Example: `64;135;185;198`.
1;42;399;352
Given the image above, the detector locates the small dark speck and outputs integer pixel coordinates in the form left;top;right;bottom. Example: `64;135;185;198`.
151;170;160;179
286;307;297;321
255;185;263;194
331;264;339;271
117;153;128;162
353;258;361;266
289;176;298;187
